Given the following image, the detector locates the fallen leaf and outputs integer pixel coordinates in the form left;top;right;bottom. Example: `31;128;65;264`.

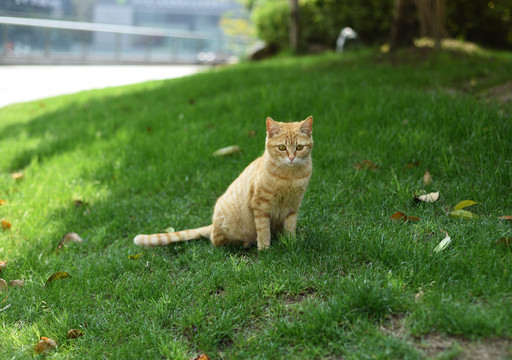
414;289;424;303
44;271;71;287
423;170;432;185
414;191;440;203
164;227;175;233
11;172;24;181
67;329;84;339
1;220;11;231
0;278;7;291
495;237;511;247
0;261;6;272
453;200;478;211
0;199;6;205
498;216;512;221
434;232;452;252
354;160;378;171
405;160;420;169
213;145;241;156
191;354;210;360
128;254;142;260
449;209;475;219
73;199;86;208
57;233;83;250
9;280;24;288
390;211;420;222
34;337;57;354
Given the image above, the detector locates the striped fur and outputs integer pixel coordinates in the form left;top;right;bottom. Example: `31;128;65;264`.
134;116;313;250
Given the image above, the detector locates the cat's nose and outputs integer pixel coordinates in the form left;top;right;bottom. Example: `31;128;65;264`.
289;156;295;162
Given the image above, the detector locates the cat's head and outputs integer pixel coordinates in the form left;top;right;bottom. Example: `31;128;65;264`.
265;116;313;166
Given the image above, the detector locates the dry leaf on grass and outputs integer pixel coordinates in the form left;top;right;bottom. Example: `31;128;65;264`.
1;220;11;231
191;354;210;360
9;280;24;288
434;232;452;252
44;272;71;287
128;254;142;260
390;211;420;222
0;261;6;272
405;160;420;169
11;172;24;181
34;337;58;354
354;160;378;171
213;145;241;156
498;216;512;221
0;199;6;205
0;278;7;291
67;329;84;339
423;170;432;185
495;237;511;248
414;191;440;203
57;232;83;250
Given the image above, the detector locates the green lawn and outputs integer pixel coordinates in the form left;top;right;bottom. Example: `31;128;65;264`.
1;48;511;359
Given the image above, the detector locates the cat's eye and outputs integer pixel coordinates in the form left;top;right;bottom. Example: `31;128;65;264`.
278;145;286;151
296;144;304;151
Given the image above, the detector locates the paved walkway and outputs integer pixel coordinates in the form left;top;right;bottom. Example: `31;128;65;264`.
0;65;204;108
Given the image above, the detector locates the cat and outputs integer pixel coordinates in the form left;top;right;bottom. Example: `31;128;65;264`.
134;116;313;250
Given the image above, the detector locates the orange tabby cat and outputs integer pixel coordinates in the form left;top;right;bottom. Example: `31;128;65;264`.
134;116;313;250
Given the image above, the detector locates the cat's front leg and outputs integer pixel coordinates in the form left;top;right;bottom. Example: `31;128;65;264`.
254;211;271;250
284;211;298;236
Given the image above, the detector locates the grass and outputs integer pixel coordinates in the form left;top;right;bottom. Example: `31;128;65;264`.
1;47;512;359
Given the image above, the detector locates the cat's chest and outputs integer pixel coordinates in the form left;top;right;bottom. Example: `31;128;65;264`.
270;182;305;208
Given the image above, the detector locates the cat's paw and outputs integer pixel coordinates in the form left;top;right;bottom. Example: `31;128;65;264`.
257;241;270;251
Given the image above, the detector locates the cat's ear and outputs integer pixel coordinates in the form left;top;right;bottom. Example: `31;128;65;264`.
299;116;313;136
266;117;280;138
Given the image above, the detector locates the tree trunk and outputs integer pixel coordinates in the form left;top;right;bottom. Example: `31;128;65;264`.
417;0;445;49
288;0;301;53
389;0;417;50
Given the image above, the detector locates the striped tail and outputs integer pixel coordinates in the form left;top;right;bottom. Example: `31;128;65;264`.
133;225;212;247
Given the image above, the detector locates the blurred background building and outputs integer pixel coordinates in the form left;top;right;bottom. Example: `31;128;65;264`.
0;0;252;64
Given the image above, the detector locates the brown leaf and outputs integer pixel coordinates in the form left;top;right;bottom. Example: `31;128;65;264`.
423;170;432;185
0;261;6;272
34;337;57;354
57;233;83;250
390;211;420;222
67;329;84;339
11;172;24;181
405;160;420;169
1;220;11;231
191;354;210;360
495;237;511;248
498;216;512;221
44;271;71;287
354;160;378;171
73;199;86;208
0;278;7;291
0;199;6;205
9;280;24;288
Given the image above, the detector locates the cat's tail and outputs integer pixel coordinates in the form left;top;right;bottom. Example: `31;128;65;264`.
133;225;212;247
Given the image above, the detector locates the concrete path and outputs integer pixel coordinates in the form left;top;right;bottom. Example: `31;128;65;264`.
0;65;204;108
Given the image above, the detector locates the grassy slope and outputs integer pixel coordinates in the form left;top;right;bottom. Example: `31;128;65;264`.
0;49;511;359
